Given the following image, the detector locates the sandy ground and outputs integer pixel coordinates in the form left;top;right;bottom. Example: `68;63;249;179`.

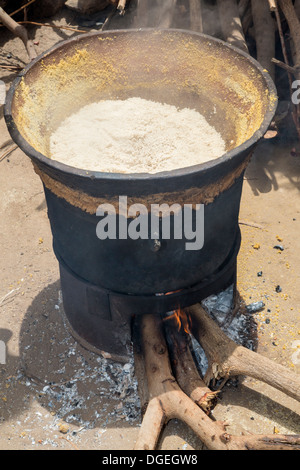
0;6;300;451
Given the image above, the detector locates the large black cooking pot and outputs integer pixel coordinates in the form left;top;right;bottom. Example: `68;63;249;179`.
4;29;277;349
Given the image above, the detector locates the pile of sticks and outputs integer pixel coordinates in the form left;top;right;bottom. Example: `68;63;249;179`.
133;305;300;450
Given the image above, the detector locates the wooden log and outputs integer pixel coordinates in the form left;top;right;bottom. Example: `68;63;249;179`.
295;0;300;20
189;0;203;33
132;316;149;416
157;0;177;28
278;0;300;72
188;304;300;402
273;3;294;89
163;319;218;413
290;1;300;66
0;6;36;61
133;313;300;450
217;0;249;53
201;0;219;36
133;314;236;450
251;0;276;80
238;0;250;18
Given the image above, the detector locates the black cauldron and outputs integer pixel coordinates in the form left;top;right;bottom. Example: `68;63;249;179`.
5;29;277;359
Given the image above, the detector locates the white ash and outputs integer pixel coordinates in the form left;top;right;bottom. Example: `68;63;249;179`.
18;353;141;429
14;285;253;442
16;289;141;435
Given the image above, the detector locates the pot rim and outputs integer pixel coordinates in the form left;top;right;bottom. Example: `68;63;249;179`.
4;28;278;182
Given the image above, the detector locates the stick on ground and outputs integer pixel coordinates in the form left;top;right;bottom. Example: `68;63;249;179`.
163;319;218;413
238;0;250;18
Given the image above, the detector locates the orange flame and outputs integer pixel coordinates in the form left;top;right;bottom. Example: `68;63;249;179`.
161;289;192;334
165;308;192;335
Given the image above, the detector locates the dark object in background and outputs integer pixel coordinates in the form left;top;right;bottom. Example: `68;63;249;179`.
64;0;110;15
31;0;67;18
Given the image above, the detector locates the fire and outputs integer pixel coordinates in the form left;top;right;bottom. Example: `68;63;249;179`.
161;289;192;334
165;308;192;335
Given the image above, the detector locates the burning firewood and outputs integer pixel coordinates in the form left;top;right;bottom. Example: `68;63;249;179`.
189;0;203;33
163;311;218;413
108;0;127;16
238;0;250;18
240;1;253;37
133;311;300;450
157;0;177;28
133;313;231;451
267;0;277;11
188;304;300;402
278;0;300;78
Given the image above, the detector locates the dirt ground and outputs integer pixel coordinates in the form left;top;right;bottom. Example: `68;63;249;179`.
0;6;300;451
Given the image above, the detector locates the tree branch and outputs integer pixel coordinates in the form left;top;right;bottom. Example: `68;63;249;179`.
133;313;300;450
0;6;37;61
217;0;249;53
188;304;300;402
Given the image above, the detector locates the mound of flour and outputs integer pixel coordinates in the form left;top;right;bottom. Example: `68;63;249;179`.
49;97;226;173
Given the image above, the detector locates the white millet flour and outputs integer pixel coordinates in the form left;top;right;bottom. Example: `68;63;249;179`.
49;97;226;173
